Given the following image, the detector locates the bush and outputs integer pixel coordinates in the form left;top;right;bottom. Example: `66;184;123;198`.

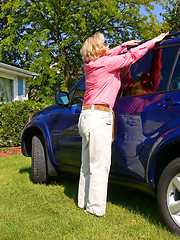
0;100;51;147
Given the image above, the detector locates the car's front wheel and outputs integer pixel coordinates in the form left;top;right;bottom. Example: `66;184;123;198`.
32;135;48;183
157;158;180;235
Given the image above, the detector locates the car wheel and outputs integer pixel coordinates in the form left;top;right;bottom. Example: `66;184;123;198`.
157;158;180;235
32;135;48;184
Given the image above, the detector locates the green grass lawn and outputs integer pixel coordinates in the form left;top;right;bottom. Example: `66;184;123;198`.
0;154;179;240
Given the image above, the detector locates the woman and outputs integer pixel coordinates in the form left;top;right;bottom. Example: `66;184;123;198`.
78;32;169;217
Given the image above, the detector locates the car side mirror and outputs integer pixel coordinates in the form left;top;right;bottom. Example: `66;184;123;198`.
55;91;69;106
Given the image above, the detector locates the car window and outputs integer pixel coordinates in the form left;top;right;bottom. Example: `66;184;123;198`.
169;48;180;90
120;46;179;97
71;79;85;105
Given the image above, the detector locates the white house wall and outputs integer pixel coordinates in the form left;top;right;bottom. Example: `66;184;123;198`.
0;62;39;102
0;71;28;102
14;76;18;101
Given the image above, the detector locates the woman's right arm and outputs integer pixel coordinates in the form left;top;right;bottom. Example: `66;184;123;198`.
151;32;169;44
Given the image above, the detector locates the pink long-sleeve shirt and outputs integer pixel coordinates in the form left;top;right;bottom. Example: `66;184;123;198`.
83;40;155;108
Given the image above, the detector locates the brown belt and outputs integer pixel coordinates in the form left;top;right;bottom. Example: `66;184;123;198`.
82;104;111;112
82;104;115;142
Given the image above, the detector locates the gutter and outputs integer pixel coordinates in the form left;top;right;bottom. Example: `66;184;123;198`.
0;62;40;78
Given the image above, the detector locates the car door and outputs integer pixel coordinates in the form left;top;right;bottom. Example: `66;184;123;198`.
111;45;180;182
52;78;85;167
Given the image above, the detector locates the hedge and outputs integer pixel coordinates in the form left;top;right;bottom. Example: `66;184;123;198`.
0;100;50;147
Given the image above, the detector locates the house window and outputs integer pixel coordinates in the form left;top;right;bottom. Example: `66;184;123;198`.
18;77;23;96
0;77;13;102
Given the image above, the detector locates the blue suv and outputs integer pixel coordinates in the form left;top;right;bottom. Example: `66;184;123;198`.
21;32;180;234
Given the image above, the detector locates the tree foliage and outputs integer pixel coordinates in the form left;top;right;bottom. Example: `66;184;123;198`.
161;0;180;32
0;0;167;99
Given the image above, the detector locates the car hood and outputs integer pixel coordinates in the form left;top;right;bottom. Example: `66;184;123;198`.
30;104;62;121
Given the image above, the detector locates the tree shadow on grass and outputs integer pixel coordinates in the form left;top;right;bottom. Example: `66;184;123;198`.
58;172;171;232
19;167;31;181
19;168;168;232
55;171;79;201
108;182;161;222
53;173;165;227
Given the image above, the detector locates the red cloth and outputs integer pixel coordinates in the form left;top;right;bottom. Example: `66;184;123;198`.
124;49;162;96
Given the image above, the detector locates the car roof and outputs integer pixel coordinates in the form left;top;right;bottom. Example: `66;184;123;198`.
139;32;180;46
160;32;180;45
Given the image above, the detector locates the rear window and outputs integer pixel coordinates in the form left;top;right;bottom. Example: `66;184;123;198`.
120;46;179;97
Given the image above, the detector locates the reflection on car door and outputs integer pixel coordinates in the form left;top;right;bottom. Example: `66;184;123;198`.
55;105;82;167
112;92;180;182
53;79;85;167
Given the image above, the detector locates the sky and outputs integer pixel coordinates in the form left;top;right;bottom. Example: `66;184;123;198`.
152;4;165;22
141;3;165;23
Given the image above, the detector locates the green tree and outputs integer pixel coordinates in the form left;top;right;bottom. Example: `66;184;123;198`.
0;1;32;67
161;0;180;32
0;0;166;99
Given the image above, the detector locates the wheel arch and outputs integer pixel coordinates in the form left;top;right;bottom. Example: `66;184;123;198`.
21;125;42;157
21;120;57;177
147;128;180;192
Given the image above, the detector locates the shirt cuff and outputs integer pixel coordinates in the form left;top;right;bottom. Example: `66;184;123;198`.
121;44;126;48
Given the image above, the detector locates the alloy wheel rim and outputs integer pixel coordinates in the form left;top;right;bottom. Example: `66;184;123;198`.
167;173;180;227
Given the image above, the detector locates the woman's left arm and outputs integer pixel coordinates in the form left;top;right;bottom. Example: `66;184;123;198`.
123;40;139;46
110;45;127;56
106;40;155;72
110;40;139;56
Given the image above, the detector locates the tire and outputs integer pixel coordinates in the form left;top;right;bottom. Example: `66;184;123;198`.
157;158;180;235
32;135;48;184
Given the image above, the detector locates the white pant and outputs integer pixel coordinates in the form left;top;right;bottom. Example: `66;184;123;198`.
78;106;113;216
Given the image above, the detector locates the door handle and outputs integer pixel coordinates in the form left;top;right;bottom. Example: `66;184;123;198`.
158;99;180;109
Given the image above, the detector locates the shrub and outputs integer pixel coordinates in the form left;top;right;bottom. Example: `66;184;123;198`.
0;100;51;147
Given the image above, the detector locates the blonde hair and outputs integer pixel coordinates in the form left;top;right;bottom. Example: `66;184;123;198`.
80;32;107;63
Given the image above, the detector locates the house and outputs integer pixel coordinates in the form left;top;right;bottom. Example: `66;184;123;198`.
0;62;40;103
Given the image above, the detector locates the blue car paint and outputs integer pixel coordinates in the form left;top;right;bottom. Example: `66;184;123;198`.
21;35;180;195
148;127;180;186
108;82;179;182
22;86;180;188
21;119;56;164
21;103;82;166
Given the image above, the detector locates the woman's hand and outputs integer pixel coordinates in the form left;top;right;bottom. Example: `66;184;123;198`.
152;32;169;44
123;40;139;46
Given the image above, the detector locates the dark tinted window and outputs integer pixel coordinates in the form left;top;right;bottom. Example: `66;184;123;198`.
121;46;179;97
71;79;85;105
